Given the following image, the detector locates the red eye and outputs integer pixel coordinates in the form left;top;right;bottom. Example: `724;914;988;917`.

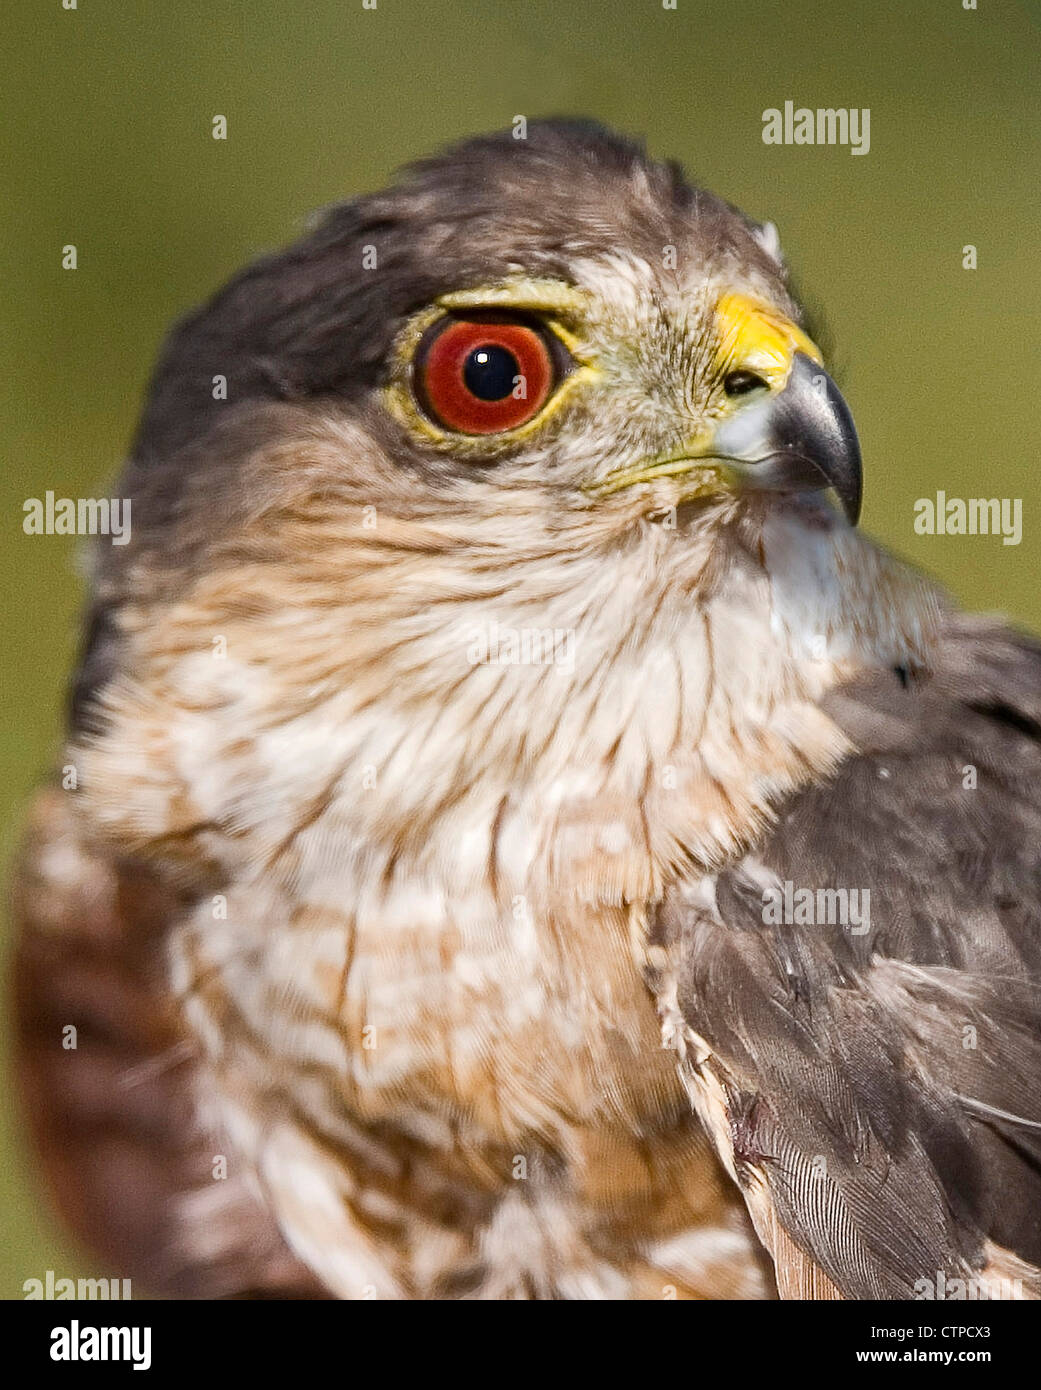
414;315;559;434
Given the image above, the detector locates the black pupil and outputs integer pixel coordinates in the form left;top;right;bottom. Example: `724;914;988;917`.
463;344;518;401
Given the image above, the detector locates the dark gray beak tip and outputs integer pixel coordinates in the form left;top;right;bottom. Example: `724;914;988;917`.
785;353;863;526
708;352;864;524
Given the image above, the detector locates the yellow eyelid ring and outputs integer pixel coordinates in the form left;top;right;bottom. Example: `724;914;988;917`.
714;291;823;390
384;292;600;445
433;288;596;369
436;279;591;321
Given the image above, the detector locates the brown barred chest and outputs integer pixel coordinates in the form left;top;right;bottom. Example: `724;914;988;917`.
172;871;687;1153
168;872;766;1298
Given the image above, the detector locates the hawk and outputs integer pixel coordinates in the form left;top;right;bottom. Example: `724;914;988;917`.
14;121;1041;1300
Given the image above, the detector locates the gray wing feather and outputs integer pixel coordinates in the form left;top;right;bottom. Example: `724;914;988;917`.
655;615;1041;1298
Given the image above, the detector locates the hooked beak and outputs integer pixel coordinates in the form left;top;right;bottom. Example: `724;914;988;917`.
710;351;862;524
595;293;863;525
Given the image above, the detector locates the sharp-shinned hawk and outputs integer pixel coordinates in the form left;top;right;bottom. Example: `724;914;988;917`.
14;121;1041;1300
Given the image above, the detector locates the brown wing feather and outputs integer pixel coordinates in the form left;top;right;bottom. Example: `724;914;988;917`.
654;615;1041;1299
11;784;327;1298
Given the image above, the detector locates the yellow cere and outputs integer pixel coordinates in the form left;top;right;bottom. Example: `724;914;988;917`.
592;294;824;497
713;292;823;390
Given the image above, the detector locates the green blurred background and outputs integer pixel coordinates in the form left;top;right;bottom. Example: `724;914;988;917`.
2;0;1039;1296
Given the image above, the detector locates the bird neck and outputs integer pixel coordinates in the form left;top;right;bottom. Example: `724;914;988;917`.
72;495;940;921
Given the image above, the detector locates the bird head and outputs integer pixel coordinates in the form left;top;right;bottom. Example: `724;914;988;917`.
74;122;930;881
91;121;866;679
134;120;858;540
380;215;861;535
